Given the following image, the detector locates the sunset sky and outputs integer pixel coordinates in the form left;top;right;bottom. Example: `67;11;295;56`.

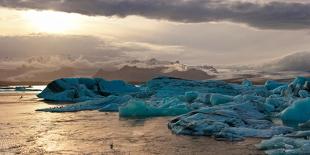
1;0;310;65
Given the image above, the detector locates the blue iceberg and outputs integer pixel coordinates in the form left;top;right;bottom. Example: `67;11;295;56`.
36;95;131;112
210;94;234;105
281;98;310;126
256;135;310;155
35;75;310;154
119;99;190;117
38;78;140;102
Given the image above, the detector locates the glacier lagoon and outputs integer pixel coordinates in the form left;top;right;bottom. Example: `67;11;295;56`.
0;93;263;154
2;76;310;154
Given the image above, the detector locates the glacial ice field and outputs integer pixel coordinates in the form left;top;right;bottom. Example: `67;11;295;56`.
34;76;310;154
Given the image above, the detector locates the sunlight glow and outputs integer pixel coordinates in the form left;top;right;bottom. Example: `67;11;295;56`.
22;10;81;33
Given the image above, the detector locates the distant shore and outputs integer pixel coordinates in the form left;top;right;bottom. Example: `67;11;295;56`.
0;76;300;86
0;81;49;86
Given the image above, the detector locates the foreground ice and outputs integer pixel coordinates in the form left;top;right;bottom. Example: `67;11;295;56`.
37;76;239;113
37;95;132;112
119;99;190;117
256;132;310;155
168;101;293;141
281;98;310;126
36;76;310;151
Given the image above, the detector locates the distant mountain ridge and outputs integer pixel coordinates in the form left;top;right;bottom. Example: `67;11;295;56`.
0;56;218;82
93;58;217;82
93;65;215;82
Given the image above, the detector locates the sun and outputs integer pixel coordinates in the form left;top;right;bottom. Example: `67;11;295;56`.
22;10;81;33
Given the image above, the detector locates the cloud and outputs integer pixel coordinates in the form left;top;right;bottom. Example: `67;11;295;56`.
260;51;310;72
0;34;184;62
0;55;191;81
0;34;186;80
1;0;310;29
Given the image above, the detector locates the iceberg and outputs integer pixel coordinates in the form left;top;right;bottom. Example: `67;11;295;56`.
242;79;253;87
305;81;310;91
272;85;288;95
168;101;293;141
37;78;140;102
119;99;190;117
98;80;140;95
284;77;310;97
265;95;292;112
145;76;240;99
210;94;234;105
281;98;310;126
35;75;310;154
264;80;286;90
299;120;310;129
36;95;131;112
256;136;310;155
183;91;199;103
215;126;293;141
298;90;310;98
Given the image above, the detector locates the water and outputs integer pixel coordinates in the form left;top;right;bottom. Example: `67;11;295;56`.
0;93;263;155
0;85;46;93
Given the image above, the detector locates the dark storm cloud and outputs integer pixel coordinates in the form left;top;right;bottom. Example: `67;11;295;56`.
1;0;310;29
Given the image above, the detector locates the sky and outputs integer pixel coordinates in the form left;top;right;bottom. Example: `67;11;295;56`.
1;0;310;66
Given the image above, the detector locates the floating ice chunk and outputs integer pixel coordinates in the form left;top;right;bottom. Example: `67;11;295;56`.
305;81;310;91
256;136;307;150
290;77;310;88
252;86;271;97
286;130;310;138
184;91;199;103
36;95;131;112
262;103;275;113
38;84;101;102
215;126;293;141
265;80;287;90
233;84;270;97
98;80;140;95
299;120;310;129
145;76;239;99
272;85;288;95
256;136;310;155
284;77;310;97
210;94;234;105
242;79;253;87
281;98;310;126
119;99;190;118
38;78;139;102
168;102;291;141
195;93;211;104
190;102;207;110
265;95;292;112
298;90;310;98
233;94;264;104
240;95;277;114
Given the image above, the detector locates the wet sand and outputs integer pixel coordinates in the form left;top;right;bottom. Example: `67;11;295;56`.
0;93;264;155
